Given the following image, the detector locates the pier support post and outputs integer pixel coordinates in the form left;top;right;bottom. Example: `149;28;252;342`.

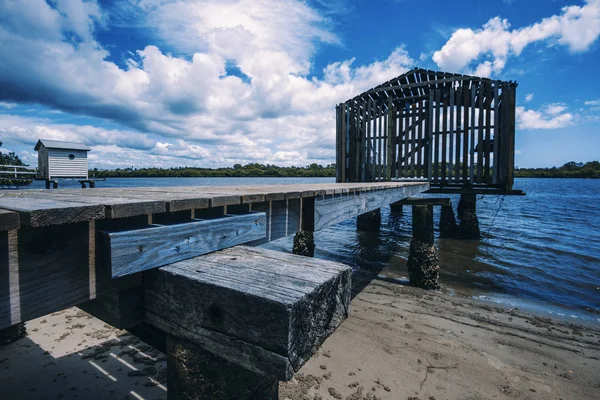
457;193;480;239
439;204;459;238
292;231;315;257
356;208;381;231
389;201;403;214
0;322;26;346
167;335;278;400
407;205;440;290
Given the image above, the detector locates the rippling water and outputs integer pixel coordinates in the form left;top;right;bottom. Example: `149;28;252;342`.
16;177;600;323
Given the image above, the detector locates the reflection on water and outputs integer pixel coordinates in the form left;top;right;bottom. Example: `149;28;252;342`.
7;176;600;323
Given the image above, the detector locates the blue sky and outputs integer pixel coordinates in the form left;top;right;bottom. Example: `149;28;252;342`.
0;0;599;169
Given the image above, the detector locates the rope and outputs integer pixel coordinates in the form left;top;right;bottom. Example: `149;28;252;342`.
486;195;506;236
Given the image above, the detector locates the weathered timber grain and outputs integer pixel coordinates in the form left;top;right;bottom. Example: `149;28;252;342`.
412;205;434;244
144;246;352;381
78;287;144;329
102;212;267;278
0;209;19;231
167;335;279;400
0;197;104;227
314;184;428;231
0;223;141;329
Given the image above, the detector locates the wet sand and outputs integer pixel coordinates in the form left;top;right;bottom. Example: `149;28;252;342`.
1;279;599;400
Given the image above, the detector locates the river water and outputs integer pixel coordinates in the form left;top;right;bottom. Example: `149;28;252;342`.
18;177;600;324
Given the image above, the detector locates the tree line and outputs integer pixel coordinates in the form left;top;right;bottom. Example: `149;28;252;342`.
90;163;337;178
514;161;600;179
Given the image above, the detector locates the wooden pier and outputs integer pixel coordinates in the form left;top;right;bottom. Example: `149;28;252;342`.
0;181;427;398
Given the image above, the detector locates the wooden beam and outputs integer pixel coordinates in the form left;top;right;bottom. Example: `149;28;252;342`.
0;197;104;227
101;212;267;278
0;222;141;330
313;183;428;231
144;246;351;381
398;197;451;206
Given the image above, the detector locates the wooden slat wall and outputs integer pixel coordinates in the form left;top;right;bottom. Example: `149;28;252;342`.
337;77;515;192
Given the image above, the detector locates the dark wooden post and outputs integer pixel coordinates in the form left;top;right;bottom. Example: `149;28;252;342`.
167;335;278;400
457;193;480;239
407;205;440;290
292;231;315;257
0;323;26;345
389;201;403;214
439;204;458;238
356;208;381;231
293;198;315;257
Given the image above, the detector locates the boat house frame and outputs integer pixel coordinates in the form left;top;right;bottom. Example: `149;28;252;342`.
336;68;520;194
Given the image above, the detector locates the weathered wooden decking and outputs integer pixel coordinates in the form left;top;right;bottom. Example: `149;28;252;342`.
0;181;428;330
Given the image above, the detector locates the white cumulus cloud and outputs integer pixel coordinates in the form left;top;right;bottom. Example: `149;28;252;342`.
432;0;600;76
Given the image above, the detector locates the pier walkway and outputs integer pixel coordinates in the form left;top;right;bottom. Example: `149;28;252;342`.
0;181;428;399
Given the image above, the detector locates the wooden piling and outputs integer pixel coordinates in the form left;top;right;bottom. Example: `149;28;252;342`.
407;205;440;290
292;231;315;257
167;335;278;400
439;204;459;239
457;193;480;239
356;208;381;232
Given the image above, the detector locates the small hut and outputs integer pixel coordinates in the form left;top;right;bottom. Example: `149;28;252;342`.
34;139;91;180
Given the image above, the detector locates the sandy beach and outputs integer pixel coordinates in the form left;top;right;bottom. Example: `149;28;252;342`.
1;279;599;400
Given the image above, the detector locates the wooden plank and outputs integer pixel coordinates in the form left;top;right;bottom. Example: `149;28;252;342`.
470;83;477;182
367;76;481;95
0;197;104;227
102;212;267;278
144;246;351;381
0;232;10;328
336;105;342;183
0;230;19;328
426;91;434;182
341;104;347;182
493;83;500;185
448;85;455;181
361;98;367;181
507;84;517;191
407;103;414;178
455;86;462;181
415;102;421;178
0;209;20;231
7;191;166;219
366;99;372;181
399;197;451;206
314;183;428;231
463;83;470;181
477;83;485;182
484;83;492;183
434;89;441;183
386;100;393;180
0;223;141;329
441;88;448;183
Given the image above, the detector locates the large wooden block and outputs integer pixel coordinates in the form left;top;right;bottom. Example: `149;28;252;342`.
100;212;267;277
144;246;352;381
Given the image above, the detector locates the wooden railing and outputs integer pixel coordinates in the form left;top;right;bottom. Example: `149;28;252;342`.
0;164;37;182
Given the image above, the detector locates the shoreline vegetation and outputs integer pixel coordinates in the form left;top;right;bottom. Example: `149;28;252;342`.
88;161;600;179
515;161;600;178
90;163;337;178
